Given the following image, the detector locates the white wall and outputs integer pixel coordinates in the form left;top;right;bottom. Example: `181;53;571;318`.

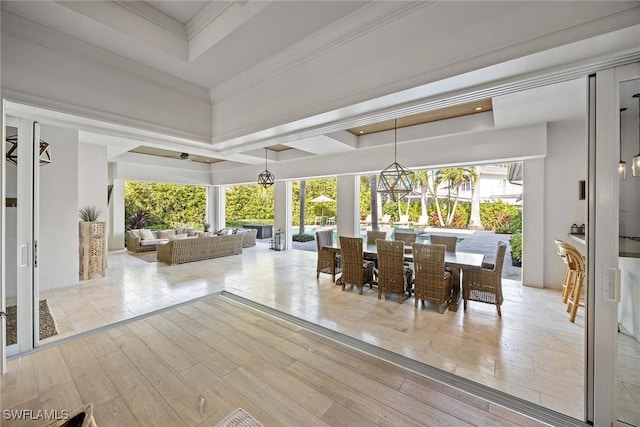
1;15;211;142
523;159;545;288
39;124;79;291
543;124;588;288
78;144;108;221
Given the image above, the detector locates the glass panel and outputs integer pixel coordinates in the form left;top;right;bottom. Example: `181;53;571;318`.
617;77;640;426
4;126;19;353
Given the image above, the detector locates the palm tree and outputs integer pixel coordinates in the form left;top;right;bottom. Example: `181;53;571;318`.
299;180;306;234
468;166;483;229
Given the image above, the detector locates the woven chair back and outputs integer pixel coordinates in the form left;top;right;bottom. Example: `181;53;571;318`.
430;235;457;252
367;230;387;244
376;239;408;294
394;232;416;245
412;243;446;286
339;236;365;285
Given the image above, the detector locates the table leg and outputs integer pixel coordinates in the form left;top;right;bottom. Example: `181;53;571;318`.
448;267;461;312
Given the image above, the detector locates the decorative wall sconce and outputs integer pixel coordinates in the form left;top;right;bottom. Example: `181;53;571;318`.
5;135;52;166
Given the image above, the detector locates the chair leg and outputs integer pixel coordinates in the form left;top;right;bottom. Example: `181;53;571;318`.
316;271;320;279
359;285;363;295
414;296;418;308
496;304;502;317
378;288;382;300
463;298;467;311
341;281;346;291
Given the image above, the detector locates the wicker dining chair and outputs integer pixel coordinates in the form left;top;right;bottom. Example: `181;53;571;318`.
376;239;413;303
429;235;457;252
366;230;387;244
411;243;452;313
339;236;375;295
316;230;341;280
462;241;506;316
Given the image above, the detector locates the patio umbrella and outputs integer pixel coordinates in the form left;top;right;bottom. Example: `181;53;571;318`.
311;194;334;217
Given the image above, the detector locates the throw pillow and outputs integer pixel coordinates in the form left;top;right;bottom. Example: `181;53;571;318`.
169;233;188;240
187;228;197;237
139;229;155;240
157;229;176;239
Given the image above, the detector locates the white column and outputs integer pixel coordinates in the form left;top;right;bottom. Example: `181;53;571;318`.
208;186;226;231
522;158;544;288
337;175;359;238
108;178;125;250
274;181;292;250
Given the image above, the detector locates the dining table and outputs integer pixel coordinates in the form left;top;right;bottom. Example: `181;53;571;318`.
322;242;485;311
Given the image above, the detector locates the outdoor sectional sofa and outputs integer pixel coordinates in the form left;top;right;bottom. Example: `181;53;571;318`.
157;233;243;265
126;227;257;252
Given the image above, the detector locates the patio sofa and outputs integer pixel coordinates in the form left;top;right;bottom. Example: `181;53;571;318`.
126;229;175;252
157;233;243;265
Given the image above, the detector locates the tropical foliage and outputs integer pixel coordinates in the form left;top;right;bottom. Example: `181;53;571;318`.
479;200;521;233
510;232;523;262
125;181;206;229
78;206;102;222
225;184;275;225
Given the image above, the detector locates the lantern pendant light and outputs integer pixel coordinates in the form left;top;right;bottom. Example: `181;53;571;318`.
257;148;275;188
377;119;413;202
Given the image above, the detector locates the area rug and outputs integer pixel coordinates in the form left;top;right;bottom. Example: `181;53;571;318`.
5;299;58;346
129;251;158;263
215;408;263;427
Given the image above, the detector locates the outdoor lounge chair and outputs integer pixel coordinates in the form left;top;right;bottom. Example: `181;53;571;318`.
380;214;392;224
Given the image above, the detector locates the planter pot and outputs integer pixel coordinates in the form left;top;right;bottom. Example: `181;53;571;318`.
511;251;522;267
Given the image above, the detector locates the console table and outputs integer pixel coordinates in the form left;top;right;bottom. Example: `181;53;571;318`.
243;224;273;239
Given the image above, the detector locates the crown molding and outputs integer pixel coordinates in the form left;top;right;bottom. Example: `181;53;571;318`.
113;1;186;38
209;1;432;103
185;1;234;41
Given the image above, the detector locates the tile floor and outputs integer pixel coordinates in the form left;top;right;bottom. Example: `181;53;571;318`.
27;244;639;425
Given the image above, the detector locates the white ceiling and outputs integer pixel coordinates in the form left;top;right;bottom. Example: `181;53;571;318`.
2;1;637;178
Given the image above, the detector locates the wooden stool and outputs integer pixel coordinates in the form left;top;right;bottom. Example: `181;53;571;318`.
562;244;586;323
554;240;577;304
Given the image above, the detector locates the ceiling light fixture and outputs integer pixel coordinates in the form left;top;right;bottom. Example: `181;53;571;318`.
377;119;413;202
5;135;52;166
257;148;275;188
619;108;627;181
180;152;191;161
633;94;640;177
475;106;483;111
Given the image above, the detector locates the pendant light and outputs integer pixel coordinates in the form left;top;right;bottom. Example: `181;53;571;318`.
633;94;640;177
377;119;413;202
619;108;627;181
257;148;275;188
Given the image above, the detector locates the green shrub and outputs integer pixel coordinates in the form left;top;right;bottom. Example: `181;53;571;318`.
292;233;315;242
480;201;521;233
510;232;522;262
427;201;470;228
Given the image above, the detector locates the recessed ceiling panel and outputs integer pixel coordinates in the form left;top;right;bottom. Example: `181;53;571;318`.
130;146;223;164
347;99;493;136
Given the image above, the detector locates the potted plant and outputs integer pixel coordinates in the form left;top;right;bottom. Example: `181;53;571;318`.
203;222;211;232
79;206;102;222
510;232;522;267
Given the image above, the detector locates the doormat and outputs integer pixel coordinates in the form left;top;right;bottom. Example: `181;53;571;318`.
5;299;58;346
215;408;263;427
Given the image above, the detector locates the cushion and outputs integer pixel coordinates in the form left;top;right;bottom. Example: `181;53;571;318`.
130;229;143;239
140;238;168;246
157;229;176;239
187;228;198;237
223;228;234;236
139;229;155;240
169;233;188;240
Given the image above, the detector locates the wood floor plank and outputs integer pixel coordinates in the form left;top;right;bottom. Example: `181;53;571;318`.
97;349;188;427
112;331;216;425
223;367;330;427
30;348;74;392
3;398;44;427
192;300;287;347
145;313;237;377
192;325;333;417
58;339;119;406
38;381;83;413
127;319;199;373
399;378;521;427
163;307;208;335
285;360;426;427
320;402;376;427
180;364;281;427
275;339;473;427
93;397;141;427
188;305;295;369
1;356;40;410
84;331;121;359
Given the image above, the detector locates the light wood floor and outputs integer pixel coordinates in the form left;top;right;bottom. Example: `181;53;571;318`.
1;295;550;427
8;244;639;424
